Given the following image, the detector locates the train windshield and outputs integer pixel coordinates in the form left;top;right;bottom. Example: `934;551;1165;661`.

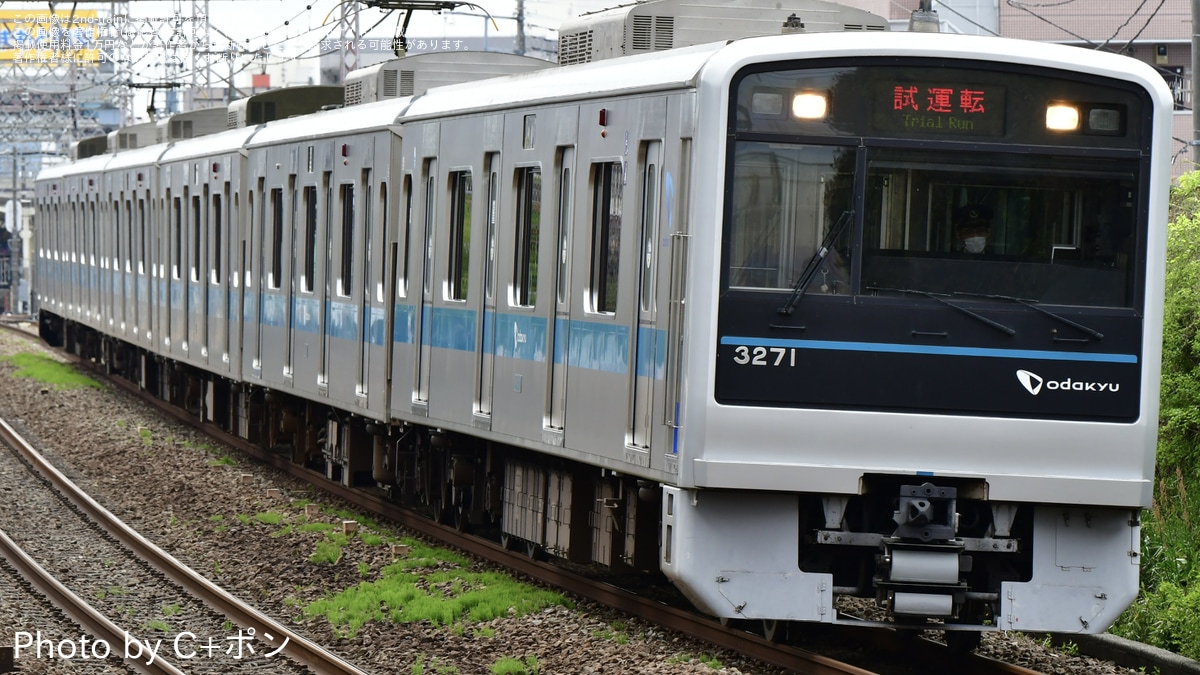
726;142;1138;308
724;59;1150;311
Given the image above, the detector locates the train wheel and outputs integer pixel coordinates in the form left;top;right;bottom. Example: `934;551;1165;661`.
761;619;789;643
524;541;542;560
453;503;471;533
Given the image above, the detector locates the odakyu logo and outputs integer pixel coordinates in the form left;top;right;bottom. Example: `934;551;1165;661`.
1015;369;1120;396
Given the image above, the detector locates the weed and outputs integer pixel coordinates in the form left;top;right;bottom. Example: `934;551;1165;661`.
236;514;251;525
209;455;237;466
162;603;182;617
209;514;224;522
304;553;569;637
143;620;171;633
254;512;284;525
271;525;294;538
489;655;538;675
358;562;371;577
310;538;343;565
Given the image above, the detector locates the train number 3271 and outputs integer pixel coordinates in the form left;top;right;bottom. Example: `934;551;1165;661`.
732;346;797;367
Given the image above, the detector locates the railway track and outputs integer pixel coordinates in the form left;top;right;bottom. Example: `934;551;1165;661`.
0;410;370;675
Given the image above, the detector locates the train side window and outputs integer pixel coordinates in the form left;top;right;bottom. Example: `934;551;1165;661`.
211;192;223;284
138;199;146;275
377;181;386;302
90;201;97;267
246;189;255;288
484;159;499;301
191;195;201;282
339;183;355;297
270;187;283;289
589;162;623;314
399;174;412;298
171;197;182;279
125;199;133;273
513;167;541;307
448;171;472;301
639;150;659;313
112;199;120;269
556;162;572;306
301;185;317;292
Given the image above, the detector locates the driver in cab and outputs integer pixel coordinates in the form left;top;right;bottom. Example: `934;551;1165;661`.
954;204;992;254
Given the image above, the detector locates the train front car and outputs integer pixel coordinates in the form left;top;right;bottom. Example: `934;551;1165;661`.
663;32;1171;639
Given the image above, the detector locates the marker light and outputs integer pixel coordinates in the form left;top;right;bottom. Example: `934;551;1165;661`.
751;92;783;116
1088;108;1121;133
1046;104;1080;131
792;92;828;120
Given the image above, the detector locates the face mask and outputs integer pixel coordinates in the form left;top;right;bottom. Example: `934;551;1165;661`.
964;236;986;254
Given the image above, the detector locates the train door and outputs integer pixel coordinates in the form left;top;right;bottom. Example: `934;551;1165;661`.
546;146;575;437
250;179;265;376
414;158;436;409
210;182;229;368
475;153;500;424
630;141;662;449
357;169;375;404
137;194;150;347
388;173;416;418
173;188;187;358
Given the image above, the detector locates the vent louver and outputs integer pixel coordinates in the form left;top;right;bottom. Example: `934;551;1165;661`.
345;80;363;106
558;30;593;65
398;70;415;96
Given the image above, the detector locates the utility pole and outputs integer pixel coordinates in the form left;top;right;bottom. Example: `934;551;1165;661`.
1193;0;1199;166
515;0;526;56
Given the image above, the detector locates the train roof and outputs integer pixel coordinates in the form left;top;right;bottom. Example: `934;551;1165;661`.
399;41;724;121
243;96;411;148
157;125;262;164
38;152;113;181
105;143;170;171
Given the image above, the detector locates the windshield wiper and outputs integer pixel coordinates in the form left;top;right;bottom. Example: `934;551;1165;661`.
777;210;853;316
952;291;1104;341
868;286;1016;336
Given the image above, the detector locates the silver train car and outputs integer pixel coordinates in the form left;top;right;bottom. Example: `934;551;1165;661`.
34;3;1171;647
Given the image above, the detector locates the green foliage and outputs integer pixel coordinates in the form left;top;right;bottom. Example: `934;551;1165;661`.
0;352;101;389
489;655;539;675
310;538;343;565
1114;171;1200;655
254;511;284;525
303;549;568;638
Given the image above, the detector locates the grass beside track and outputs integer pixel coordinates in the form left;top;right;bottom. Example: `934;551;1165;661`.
0;352;101;389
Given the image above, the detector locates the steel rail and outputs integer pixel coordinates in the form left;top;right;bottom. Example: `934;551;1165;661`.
0;528;187;675
0;414;371;675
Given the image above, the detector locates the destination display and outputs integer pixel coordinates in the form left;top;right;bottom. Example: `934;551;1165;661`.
873;82;1006;136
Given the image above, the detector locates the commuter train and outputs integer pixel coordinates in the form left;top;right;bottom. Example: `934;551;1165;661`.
33;0;1172;648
